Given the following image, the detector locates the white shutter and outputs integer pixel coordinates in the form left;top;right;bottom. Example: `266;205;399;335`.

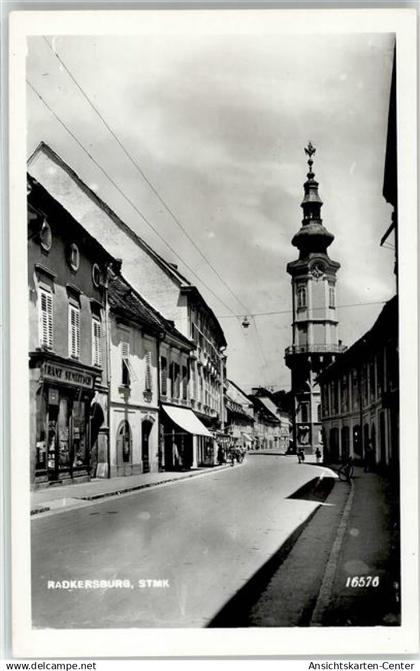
121;340;137;383
39;289;53;349
92;318;102;367
69;305;80;358
145;351;152;392
121;341;130;359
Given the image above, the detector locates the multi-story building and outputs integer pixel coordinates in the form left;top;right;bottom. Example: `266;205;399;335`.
320;50;399;473
28;143;227;443
109;276;193;476
28;174;116;488
249;388;291;452
319;296;398;470
285;143;345;455
225;380;254;449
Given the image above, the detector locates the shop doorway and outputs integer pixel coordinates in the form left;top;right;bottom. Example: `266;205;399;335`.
142;420;153;474
47;403;60;481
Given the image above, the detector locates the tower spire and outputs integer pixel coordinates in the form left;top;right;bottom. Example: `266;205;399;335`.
291;143;334;256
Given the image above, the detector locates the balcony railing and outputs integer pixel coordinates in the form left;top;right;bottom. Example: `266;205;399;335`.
285;343;346;356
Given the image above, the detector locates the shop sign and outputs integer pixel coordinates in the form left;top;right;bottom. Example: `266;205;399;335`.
42;362;95;389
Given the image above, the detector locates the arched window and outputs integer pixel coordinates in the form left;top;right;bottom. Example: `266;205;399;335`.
297;286;307;309
117;420;132;464
329;285;335;308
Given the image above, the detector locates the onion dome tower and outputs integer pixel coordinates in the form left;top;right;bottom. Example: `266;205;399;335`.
285;143;344;455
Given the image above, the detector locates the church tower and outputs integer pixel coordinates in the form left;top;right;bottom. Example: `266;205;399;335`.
285;143;344;455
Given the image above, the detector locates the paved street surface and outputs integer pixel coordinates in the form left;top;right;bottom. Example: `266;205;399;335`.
32;455;332;628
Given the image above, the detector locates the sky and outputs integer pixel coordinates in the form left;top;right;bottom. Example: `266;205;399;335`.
26;26;396;393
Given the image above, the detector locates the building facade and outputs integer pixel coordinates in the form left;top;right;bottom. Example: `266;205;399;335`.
28;174;116;488
108;274;162;477
249;388;291;452
285;143;345;455
28;143;227;445
319;297;398;471
225;380;255;449
320;52;399;473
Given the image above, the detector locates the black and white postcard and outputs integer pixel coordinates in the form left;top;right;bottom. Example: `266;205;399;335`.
8;7;418;658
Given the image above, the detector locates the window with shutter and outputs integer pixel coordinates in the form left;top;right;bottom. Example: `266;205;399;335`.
39;288;53;349
191;361;197;400
145;351;152;392
182;365;188;400
121;341;130;386
92;318;102;367
160;356;167;396
68;305;80;358
174;363;180;398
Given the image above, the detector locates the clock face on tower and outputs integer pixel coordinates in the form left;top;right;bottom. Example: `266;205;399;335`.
311;263;325;279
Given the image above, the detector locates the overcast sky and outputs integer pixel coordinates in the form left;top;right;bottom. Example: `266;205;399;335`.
26;27;396;392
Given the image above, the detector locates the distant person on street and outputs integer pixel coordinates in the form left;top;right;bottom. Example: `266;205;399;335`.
217;444;225;465
364;440;375;472
315;447;321;464
297;448;305;464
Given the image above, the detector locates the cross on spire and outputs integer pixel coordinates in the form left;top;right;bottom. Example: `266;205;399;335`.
304;141;316;175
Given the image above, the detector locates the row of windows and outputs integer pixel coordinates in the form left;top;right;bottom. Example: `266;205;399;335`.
299;402;321;423
39;288;101;366
296;285;335;309
191;361;220;411
160;356;188;401
321;345;398;418
191;323;220;367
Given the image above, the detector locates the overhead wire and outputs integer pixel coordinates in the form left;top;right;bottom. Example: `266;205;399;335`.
214;299;389;320
42;36;251;317
26;79;240;318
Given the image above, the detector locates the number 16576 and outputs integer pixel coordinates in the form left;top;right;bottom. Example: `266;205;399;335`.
346;576;380;587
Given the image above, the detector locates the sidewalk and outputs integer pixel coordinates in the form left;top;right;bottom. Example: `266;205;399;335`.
315;465;400;626
244;465;400;627
31;464;230;515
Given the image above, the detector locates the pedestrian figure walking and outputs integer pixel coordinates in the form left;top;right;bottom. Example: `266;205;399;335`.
364;440;374;472
315;447;321;464
297;448;305;464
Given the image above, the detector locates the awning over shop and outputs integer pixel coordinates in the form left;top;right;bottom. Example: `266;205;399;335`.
241;432;253;443
162;404;212;437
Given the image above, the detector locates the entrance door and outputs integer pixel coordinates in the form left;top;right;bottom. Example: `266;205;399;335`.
47;405;59;481
142;421;152;473
379;412;386;466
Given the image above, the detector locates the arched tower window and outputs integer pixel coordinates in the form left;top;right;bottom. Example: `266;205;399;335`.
329;285;335;308
297;286;307;309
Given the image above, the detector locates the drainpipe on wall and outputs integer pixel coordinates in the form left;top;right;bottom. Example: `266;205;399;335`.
156;331;163;471
104;263;114;479
219;348;226;432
